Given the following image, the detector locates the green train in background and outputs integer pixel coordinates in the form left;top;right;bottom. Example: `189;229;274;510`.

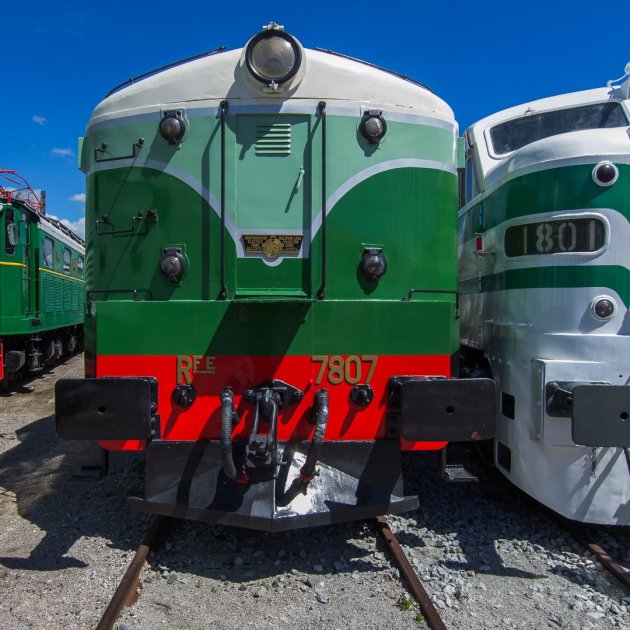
0;171;84;386
55;23;495;531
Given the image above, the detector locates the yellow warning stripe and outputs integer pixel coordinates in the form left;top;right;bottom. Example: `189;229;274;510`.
39;267;85;283
0;261;27;268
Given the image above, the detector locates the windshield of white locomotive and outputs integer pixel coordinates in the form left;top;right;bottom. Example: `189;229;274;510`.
489;101;629;155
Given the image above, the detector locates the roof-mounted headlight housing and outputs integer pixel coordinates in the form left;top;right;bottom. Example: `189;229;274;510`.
244;23;303;91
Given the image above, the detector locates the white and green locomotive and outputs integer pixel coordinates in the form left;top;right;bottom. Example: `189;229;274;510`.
459;64;630;525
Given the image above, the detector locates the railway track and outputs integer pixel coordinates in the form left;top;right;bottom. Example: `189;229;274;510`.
475;445;630;594
97;515;446;630
96;517;171;630
557;518;630;592
374;516;447;630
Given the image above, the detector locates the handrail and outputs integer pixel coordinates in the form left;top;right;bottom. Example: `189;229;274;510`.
316;101;327;300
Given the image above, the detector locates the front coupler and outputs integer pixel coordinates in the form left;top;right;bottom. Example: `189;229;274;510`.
130;382;417;530
129;438;417;531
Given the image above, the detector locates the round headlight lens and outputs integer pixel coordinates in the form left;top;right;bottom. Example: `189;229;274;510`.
161;255;182;277
360;111;387;144
159;111;186;145
246;30;301;84
592;161;619;187
360;248;387;282
160;248;186;283
592;296;616;320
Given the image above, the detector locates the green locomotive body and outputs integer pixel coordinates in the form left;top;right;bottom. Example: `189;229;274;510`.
56;25;494;530
0;175;84;384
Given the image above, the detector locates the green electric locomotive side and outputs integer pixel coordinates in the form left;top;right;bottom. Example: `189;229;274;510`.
56;25;495;530
0;181;84;384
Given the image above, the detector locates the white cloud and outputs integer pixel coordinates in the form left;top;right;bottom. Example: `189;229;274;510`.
49;214;85;239
51;147;74;158
32;115;47;126
69;193;86;203
61;217;85;239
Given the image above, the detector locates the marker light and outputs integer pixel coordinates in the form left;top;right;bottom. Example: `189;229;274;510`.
592;161;619;187
159;111;186;145
245;25;302;85
360;248;387;282
592;296;616;320
360;111;387;144
160;248;186;283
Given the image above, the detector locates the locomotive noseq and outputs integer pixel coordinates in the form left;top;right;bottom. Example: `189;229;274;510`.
459;64;630;525
0;171;84;387
56;24;495;530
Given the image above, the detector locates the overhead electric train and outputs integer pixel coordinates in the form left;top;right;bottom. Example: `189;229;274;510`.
0;171;84;387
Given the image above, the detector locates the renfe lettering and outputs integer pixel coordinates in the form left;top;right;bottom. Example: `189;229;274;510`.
176;355;216;384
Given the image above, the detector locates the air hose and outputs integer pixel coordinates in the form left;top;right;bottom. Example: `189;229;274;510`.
220;387;248;484
300;388;329;483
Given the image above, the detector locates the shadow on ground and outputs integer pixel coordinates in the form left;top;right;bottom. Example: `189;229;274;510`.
0;413;149;570
1;417;628;603
401;444;630;597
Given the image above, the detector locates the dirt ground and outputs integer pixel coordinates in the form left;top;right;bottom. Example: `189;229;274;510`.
0;355;151;628
1;356;628;630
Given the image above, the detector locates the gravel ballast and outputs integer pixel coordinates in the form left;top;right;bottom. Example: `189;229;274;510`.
0;354;628;629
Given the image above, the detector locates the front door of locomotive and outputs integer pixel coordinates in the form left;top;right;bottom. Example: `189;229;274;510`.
233;114;313;298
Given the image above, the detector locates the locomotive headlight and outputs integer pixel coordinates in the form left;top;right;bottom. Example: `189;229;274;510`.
245;24;302;85
360;248;387;282
159;111;186;145
592;161;619;187
160;247;187;283
591;295;616;320
360;111;387;144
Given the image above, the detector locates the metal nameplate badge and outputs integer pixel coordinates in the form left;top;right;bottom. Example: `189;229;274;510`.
242;234;303;260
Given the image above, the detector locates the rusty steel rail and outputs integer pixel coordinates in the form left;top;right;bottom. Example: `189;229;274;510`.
561;520;630;592
374;516;447;630
96;516;170;630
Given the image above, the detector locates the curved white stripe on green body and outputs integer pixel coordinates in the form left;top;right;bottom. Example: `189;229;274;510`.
84;113;456;265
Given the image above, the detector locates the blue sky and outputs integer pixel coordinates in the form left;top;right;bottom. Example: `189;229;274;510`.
4;0;628;236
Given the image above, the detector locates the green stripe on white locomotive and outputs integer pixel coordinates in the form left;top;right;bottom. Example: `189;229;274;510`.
459;64;630;525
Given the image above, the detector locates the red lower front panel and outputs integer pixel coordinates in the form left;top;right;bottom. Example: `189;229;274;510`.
97;354;449;451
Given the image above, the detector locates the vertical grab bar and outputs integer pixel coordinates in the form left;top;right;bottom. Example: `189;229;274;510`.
219;100;228;300
316;101;327;300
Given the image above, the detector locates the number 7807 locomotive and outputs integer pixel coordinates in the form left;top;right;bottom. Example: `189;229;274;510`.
55;24;495;530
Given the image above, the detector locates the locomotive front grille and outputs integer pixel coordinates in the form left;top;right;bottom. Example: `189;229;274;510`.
255;123;292;156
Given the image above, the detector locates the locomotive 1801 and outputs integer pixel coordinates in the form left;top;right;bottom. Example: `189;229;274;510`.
56;24;495;530
459;64;630;525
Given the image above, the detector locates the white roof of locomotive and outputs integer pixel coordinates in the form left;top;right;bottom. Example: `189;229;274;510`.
88;47;455;130
467;82;630;191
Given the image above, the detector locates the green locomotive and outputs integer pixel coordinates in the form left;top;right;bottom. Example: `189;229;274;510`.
56;24;494;530
0;171;84;386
